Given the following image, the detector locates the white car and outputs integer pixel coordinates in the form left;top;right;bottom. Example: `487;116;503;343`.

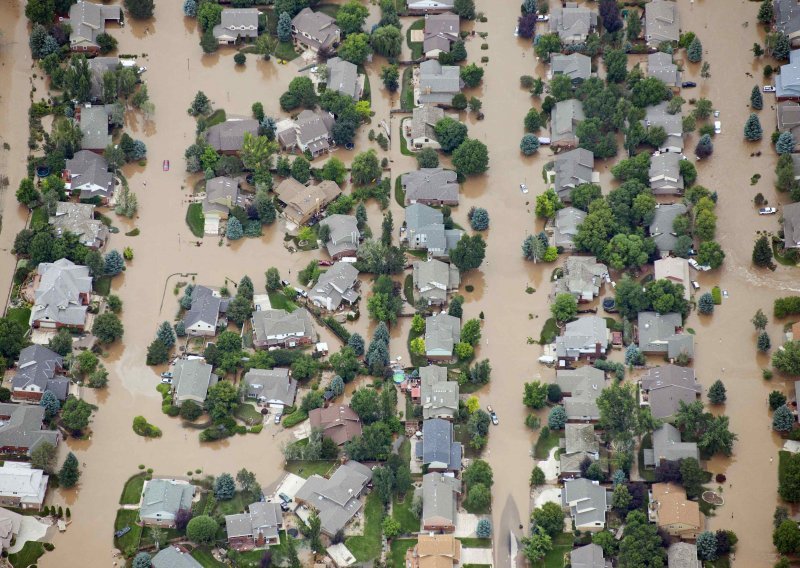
274;413;282;424
520;183;529;194
536;14;550;21
759;207;777;215
764;85;777;93
688;259;712;272
160;378;173;385
714;121;721;134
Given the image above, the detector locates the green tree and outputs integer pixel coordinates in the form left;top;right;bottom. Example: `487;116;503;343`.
530;466;546;486
751;85;764;110
464;483;491;511
58;452;81;488
597;382;639;443
777;131;796;154
351;149;381;185
124;0;155;19
697;241;725;269
758;330;772;352
277;11;293;42
625;9;641;40
753;309;768;330
204;381;240;421
367;275;403;324
156;321;176;348
522;527;553;563
618;510;665;567
146;339;169;366
774;520;800;554
337;0;369;35
460;63;484;88
449;234;486;272
48;329;73;357
774;404;795;432
551;293;577;323
61;398;93;432
698;293;715;315
16;178;40;209
531;502;564;537
759;0;775;24
575;200;616;256
461;319;482;346
186;515;218;545
371;25;402;58
780;452;800;501
696;531;718;561
687;36;703;63
603;233;653;271
604;49;628;83
329;347;361;382
453;0;476;19
434;117;468;152
548;406;567;429
520;134;540;155
40;391;61;420
338;33;372;65
744;113;763;141
31;441;57;473
92;312;124;344
523;381;548;409
708;380;726;404
214;473;236;499
534;33;562;61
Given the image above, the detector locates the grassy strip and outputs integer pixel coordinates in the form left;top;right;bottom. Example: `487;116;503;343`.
392;494;420;535
281;408;308;427
405;19;425;60
539;317;558;345
346;491;384;562
5;307;30;328
389;539;417;568
403;273;415;305
399;121;412;156
275;41;299;61
458;538;493;548
30;206;48;229
186;203;205;238
395;175;406;207
285;460;337;479
8;541;45;568
206;109;227;128
191;547;227;567
533;427;560;459
119;473;146;505
94;275;112;296
400;66;414;111
268;290;299;312
113;508;142;552
534;532;572;568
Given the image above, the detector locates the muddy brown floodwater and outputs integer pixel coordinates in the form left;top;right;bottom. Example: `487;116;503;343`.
0;0;793;565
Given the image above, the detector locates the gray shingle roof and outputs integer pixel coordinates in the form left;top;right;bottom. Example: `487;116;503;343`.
296;109;335;147
173;359;218;405
31;259;92;327
778;51;800;100
320;214;360;258
553;207;587;250
418;60;463;105
424;313;461;357
413;259;460;305
562;478;607;529
422;472;460;526
641;365;701;418
213;8;259;41
183;286;223;330
87;57;119;101
406;203;450;255
564;423;598;454
0;404;59;455
419;418;461;470
637;312;693;359
244;368;297;407
553;256;608;302
225;501;282;540
66;150;113;201
140;480;195;525
552;53;592;82
644;102;683;152
570;543;608;568
556;366;606;421
649;152;684;195
785;202;800;249
648;203;688;254
203;177;240;216
555;316;608;360
295;461;372;535
409;106;445;143
423;12;459;54
551;99;585;145
652;423;699;464
310;262;360;311
550;2;598;42
327;57;360;99
645;0;680;44
667;542;701;568
648;52;681;88
50;202;108;249
12;346;69;401
251;308;316;345
68;1;121;49
553;148;595;201
205;118;259;153
152;546;204;568
419;365;458;419
403;168;459;205
292;8;341;51
78;104;112;150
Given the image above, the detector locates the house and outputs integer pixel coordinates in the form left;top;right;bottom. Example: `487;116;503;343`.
77;104;112;151
570;543;610;568
550;2;598;44
183;286;227;337
425;313;461;361
561;478;609;532
644;102;683;153
50;202;108;250
404;203;463;257
251;308;316;349
654;257;691;301
416;418;462;471
667;542;701;568
418;60;464;106
0;508;22;555
413;259;460;306
326;57;362;99
418;365;459;420
560;423;600;480
225;501;283;550
309;262;360;311
308;405;362;445
649;203;688;256
407;0;455;14
644;423;699;468
649;483;702;539
406;534;461;568
649;152;684;195
213;8;259;45
244;368;297;410
140;479;196;527
152;546;204;568
203;177;241;222
30;258;92;331
551;99;585;149
205;118;260;154
87;57;120;102
421;473;460;532
172;359;217;407
0;463;48;510
319;214;360;259
551;53;592;84
637;311;694;360
555;316;609;363
556;366;607;422
294;461;373;536
553;207;587;251
403;168;459;206
291;8;341;52
0;404;60;456
644;0;681;45
406;106;445;151
11;345;70;403
776;0;800;46
553;256;609;302
275;178;341;226
551;148;597;201
640;365;701;419
68;1;121;53
784;202;800;249
648;52;681;89
423;13;460;58
64;150;114;203
295;109;335;157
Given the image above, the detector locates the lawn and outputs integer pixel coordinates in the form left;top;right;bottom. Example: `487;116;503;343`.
406;18;425;60
773;241;797;266
389;538;417;568
458;538;492;548
214;490;257;516
275;41;299;61
403;274;415;305
205;109;227;129
8;541;45;568
238;549;274;567
191;547;227;567
30;206;49;229
392;494;420;535
533;427;561;459
268;290;298;312
345;491;384;562
395;175;406;207
281;408;308;427
539;317;559;345
113;508;142;552
186;203;205;238
140;526;182;548
119;473;146;505
407;326;427;368
5;307;30;328
235;402;263;426
285;460;336;479
94;275;112;296
400;66;414;111
534;532;572;568
637;433;656;482
399;121;412;156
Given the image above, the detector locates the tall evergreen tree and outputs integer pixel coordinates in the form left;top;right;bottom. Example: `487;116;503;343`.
751;85;764;110
744;113;763;141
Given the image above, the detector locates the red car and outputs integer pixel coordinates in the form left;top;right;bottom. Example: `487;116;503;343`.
318;260;333;267
163;160;170;171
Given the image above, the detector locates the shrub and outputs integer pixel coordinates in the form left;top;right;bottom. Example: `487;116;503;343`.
698;293;715;314
520;134;540;155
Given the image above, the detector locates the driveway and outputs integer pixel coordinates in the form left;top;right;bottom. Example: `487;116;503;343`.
454;512;482;537
7;516;49;553
538;446;560;482
461;547;494;565
532;487;562;509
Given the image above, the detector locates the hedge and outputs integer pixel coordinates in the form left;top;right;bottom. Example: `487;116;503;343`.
775;296;800;318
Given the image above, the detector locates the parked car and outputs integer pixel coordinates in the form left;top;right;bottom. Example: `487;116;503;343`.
691;281;700;291
318;260;333;267
520;183;529;194
274;413;283;424
681;81;697;88
487;405;499;425
714;121;721;134
759;207;777;215
160;371;173;379
536;14;550;21
278;493;292;504
297;289;308;298
537;137;551;145
688;258;711;271
280;279;290;287
764;85;776;92
160;378;173;385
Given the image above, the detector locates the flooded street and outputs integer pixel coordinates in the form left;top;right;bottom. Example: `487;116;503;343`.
0;0;794;565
